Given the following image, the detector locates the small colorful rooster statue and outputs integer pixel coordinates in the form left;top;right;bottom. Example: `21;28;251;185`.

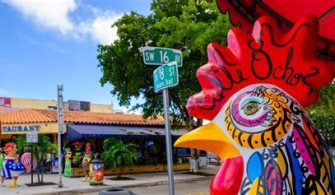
2;142;25;188
82;142;92;182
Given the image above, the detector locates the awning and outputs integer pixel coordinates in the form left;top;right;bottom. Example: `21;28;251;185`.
65;124;186;140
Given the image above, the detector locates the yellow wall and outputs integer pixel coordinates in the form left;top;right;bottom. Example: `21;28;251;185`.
11;98;56;110
8;97;113;113
1;123;65;135
90;103;113;113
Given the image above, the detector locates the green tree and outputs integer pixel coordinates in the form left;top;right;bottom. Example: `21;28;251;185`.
307;83;335;147
102;138;138;178
307;83;335;112
97;0;231;129
15;134;57;183
309;112;335;147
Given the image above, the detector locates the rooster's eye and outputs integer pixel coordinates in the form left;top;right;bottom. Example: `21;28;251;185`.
242;101;259;115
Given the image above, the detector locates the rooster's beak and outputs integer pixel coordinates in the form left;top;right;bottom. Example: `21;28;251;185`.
174;122;240;161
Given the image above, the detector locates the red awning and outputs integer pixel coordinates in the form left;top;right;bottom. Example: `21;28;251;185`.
217;0;335;58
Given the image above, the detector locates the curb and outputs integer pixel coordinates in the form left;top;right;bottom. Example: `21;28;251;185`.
31;175;213;195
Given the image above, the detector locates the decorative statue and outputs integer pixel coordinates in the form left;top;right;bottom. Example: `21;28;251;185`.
82;142;92;182
64;148;72;177
2;142;25;188
20;152;37;173
71;141;83;166
175;15;335;194
89;153;104;185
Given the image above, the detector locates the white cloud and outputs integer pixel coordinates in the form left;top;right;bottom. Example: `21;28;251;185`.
3;0;76;34
83;12;122;45
2;0;121;44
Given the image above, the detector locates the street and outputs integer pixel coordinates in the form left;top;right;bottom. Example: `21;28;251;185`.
129;179;212;195
83;179;212;195
0;164;218;195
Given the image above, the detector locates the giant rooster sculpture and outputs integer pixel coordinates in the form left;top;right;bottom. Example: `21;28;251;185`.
174;15;335;194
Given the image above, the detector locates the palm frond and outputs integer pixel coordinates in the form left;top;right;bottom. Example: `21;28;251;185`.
102;138;139;172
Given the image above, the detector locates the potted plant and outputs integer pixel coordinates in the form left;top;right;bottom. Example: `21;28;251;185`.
102;138;138;179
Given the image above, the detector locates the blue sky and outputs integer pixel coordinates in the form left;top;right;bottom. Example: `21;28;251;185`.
0;0;151;112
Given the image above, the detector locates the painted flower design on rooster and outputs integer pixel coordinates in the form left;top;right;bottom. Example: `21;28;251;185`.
175;15;335;195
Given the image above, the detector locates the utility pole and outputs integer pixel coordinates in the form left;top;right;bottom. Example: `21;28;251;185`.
57;85;64;188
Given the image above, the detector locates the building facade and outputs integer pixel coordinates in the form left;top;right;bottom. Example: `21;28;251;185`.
0;97;113;113
0;108;189;176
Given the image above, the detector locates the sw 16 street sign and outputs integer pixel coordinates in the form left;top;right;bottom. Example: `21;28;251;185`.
143;47;182;67
153;62;179;93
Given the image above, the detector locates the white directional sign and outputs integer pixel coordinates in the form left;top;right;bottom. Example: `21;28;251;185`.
27;132;38;143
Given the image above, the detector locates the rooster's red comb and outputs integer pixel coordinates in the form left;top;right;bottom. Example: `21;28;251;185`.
187;15;335;120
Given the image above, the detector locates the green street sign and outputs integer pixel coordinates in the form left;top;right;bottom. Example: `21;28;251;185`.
143;47;182;67
153;62;179;93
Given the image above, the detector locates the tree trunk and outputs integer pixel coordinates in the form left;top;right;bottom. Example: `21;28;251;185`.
41;161;44;183
118;166;123;178
37;171;40;183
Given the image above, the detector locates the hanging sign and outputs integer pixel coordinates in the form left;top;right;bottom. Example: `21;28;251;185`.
27;132;38;143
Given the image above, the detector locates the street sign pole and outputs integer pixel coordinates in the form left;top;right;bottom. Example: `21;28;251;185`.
143;46;181;195
57;85;64;188
31;145;33;185
27;131;38;185
163;89;175;195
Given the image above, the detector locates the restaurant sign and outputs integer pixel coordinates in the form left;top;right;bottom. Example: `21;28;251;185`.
2;125;40;132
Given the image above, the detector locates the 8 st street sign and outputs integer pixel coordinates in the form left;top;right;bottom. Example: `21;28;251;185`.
153;62;179;93
143;47;182;66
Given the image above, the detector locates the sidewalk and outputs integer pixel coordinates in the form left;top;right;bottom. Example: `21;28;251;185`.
0;165;219;195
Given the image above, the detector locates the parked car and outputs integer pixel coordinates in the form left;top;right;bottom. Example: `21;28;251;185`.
207;152;220;165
